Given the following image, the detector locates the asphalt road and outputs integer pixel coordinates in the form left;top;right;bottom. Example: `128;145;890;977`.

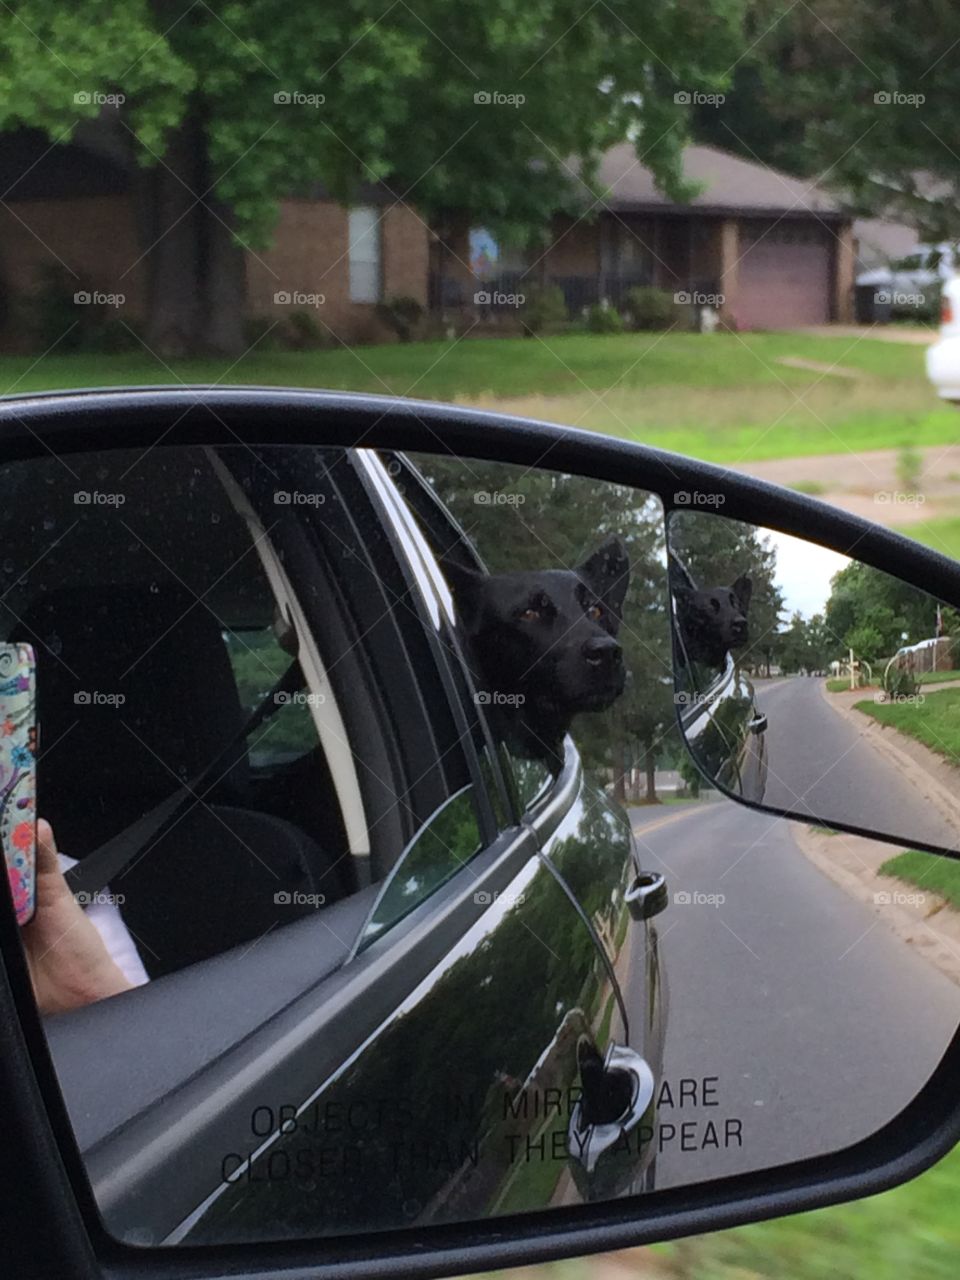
627;798;960;1191
752;676;960;851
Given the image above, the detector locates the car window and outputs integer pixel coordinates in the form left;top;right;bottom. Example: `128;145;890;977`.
222;625;318;767
356;784;482;948
382;450;554;816
0;443;508;983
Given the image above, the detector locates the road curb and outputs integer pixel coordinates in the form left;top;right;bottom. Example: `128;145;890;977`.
792;823;960;989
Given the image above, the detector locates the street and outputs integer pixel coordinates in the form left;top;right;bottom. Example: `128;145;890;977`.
627;798;960;1190
751;676;960;851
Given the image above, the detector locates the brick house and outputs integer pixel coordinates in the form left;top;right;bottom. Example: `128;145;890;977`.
0;126;428;348
432;144;857;330
0;129;856;345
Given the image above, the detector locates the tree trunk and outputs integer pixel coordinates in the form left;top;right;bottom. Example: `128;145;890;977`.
612;719;628;806
644;738;658;803
139;107;205;357
201;195;248;356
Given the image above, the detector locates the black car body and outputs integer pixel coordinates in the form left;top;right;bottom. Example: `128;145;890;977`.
12;442;667;1244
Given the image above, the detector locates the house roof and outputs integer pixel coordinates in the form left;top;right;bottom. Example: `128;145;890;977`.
591;143;846;219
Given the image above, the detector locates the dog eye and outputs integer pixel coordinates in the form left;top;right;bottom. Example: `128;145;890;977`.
710;599;721;613
519;607;541;622
586;603;604;620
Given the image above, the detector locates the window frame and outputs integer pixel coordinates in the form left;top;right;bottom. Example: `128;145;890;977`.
347;206;383;304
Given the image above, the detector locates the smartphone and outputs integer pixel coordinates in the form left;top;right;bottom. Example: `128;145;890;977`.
0;643;37;926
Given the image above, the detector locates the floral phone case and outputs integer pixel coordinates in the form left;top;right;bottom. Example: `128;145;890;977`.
0;643;37;926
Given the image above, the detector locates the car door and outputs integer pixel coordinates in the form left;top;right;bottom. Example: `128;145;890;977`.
36;442;652;1247
382;449;668;1197
166;447;645;1240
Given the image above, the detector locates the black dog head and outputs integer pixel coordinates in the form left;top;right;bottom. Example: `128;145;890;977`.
670;554;752;671
442;538;630;765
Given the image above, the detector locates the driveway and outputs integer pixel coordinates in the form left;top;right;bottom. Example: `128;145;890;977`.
737;445;960;527
792;324;937;345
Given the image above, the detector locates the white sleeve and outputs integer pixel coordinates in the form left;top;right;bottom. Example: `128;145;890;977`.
57;853;150;988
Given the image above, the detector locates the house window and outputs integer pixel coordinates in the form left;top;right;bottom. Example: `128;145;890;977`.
348;207;382;303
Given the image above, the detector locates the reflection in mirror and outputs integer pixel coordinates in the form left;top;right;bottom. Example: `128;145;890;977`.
0;444;958;1250
667;508;960;855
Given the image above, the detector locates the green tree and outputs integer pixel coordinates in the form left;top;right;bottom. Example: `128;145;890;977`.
776;610;839;673
824;561;935;660
716;1;960;239
776;610;809;674
843;623;886;665
0;0;745;354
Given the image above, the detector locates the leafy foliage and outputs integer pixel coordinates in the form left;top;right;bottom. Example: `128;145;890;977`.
375;295;424;343
0;1;745;247
824;561;936;661
519;283;568;335
585;302;625;334
696;1;960;241
624;285;676;331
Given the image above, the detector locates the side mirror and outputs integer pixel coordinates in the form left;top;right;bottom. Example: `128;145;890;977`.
1;388;960;1280
666;508;960;856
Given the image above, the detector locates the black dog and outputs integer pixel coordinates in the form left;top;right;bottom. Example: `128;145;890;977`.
670;554;752;672
442;538;629;769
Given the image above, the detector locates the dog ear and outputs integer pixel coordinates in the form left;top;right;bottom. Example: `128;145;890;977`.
439;555;485;628
731;574;753;612
579;537;630;615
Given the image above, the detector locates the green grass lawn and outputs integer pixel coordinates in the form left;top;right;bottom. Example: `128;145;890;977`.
879;848;960;909
855;686;960;761
649;1141;960;1280
484;1142;960;1280
918;669;960;685
2;331;951;464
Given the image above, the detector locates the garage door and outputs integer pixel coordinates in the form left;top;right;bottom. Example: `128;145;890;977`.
737;220;832;329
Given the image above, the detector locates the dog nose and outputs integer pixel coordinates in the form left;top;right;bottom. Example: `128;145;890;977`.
583;636;621;667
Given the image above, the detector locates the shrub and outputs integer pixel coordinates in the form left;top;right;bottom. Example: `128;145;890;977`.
520;283;567;336
376;295;424;342
585;301;624;334
896;443;923;495
883;663;921;699
285;308;325;349
624;285;676;331
32;265;124;352
243;315;285;352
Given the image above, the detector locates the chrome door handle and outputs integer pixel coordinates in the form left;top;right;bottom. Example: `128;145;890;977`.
625;871;668;920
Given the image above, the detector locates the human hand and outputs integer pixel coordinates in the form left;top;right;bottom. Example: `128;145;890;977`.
21;819;133;1014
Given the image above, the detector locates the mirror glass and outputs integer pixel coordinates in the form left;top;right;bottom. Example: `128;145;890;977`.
1;443;958;1249
667;508;960;854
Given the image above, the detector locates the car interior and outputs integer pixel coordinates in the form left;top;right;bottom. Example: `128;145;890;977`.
0;446;359;976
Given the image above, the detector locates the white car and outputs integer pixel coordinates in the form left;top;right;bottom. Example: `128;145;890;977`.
926;275;960;402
